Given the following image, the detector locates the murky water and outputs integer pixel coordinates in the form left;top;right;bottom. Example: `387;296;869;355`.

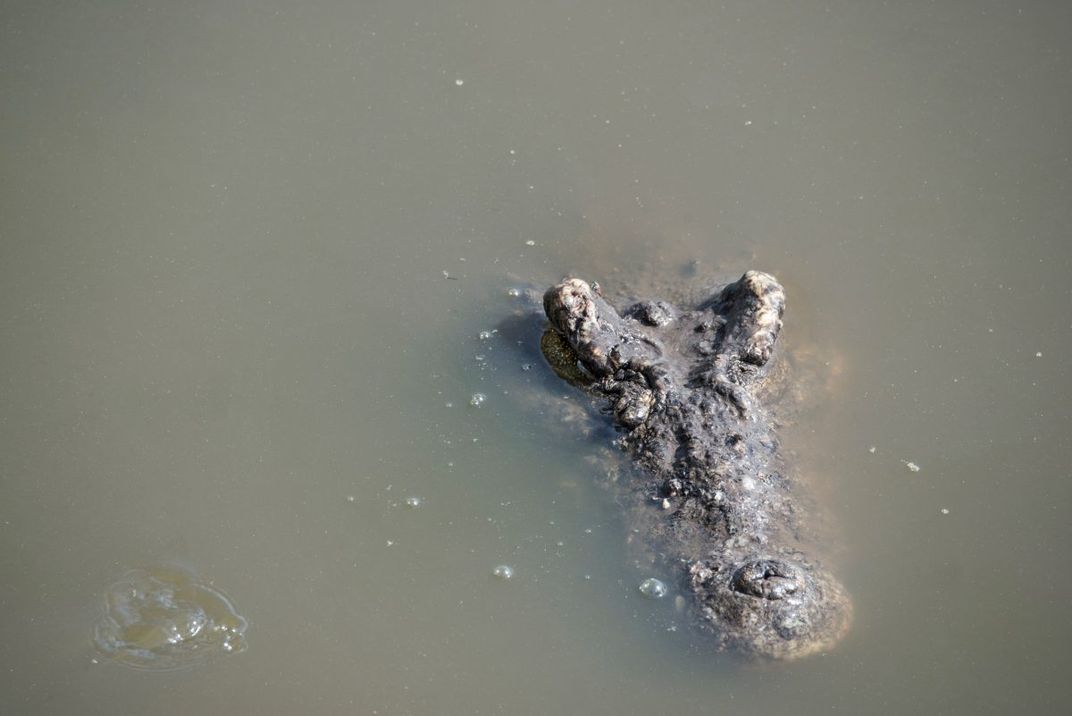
2;1;1070;713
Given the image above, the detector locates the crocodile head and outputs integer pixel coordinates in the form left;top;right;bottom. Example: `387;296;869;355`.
690;555;852;660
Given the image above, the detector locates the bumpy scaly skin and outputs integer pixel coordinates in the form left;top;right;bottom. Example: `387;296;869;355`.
542;271;851;660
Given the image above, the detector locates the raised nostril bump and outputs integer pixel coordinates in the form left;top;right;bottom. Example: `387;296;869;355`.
731;559;802;600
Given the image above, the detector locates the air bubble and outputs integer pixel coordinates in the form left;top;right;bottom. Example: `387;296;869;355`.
492;565;514;580
469;393;486;407
639;578;668;599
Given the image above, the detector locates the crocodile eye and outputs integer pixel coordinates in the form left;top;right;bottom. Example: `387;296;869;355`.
731;560;801;600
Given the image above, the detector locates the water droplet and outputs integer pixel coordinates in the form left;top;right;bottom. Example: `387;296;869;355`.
639;578;668;599
492;565;514;580
469;393;486;407
454;78;464;86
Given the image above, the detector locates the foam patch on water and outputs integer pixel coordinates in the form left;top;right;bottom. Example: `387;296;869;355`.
93;566;248;671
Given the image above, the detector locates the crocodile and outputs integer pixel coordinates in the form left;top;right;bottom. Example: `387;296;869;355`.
539;271;851;660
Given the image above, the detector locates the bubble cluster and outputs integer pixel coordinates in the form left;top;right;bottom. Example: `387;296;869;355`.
93;566;248;671
469;393;486;407
492;564;514;580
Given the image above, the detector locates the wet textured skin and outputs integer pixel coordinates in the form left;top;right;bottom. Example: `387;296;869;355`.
541;272;851;660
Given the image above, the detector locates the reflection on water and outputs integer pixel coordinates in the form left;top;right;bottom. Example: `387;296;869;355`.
94;567;247;671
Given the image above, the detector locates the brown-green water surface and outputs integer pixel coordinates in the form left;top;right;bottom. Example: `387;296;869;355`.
1;1;1069;714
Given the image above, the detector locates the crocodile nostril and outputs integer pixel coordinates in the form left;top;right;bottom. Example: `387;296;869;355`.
731;560;802;600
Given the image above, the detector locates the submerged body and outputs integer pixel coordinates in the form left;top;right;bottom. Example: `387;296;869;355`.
541;271;851;659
